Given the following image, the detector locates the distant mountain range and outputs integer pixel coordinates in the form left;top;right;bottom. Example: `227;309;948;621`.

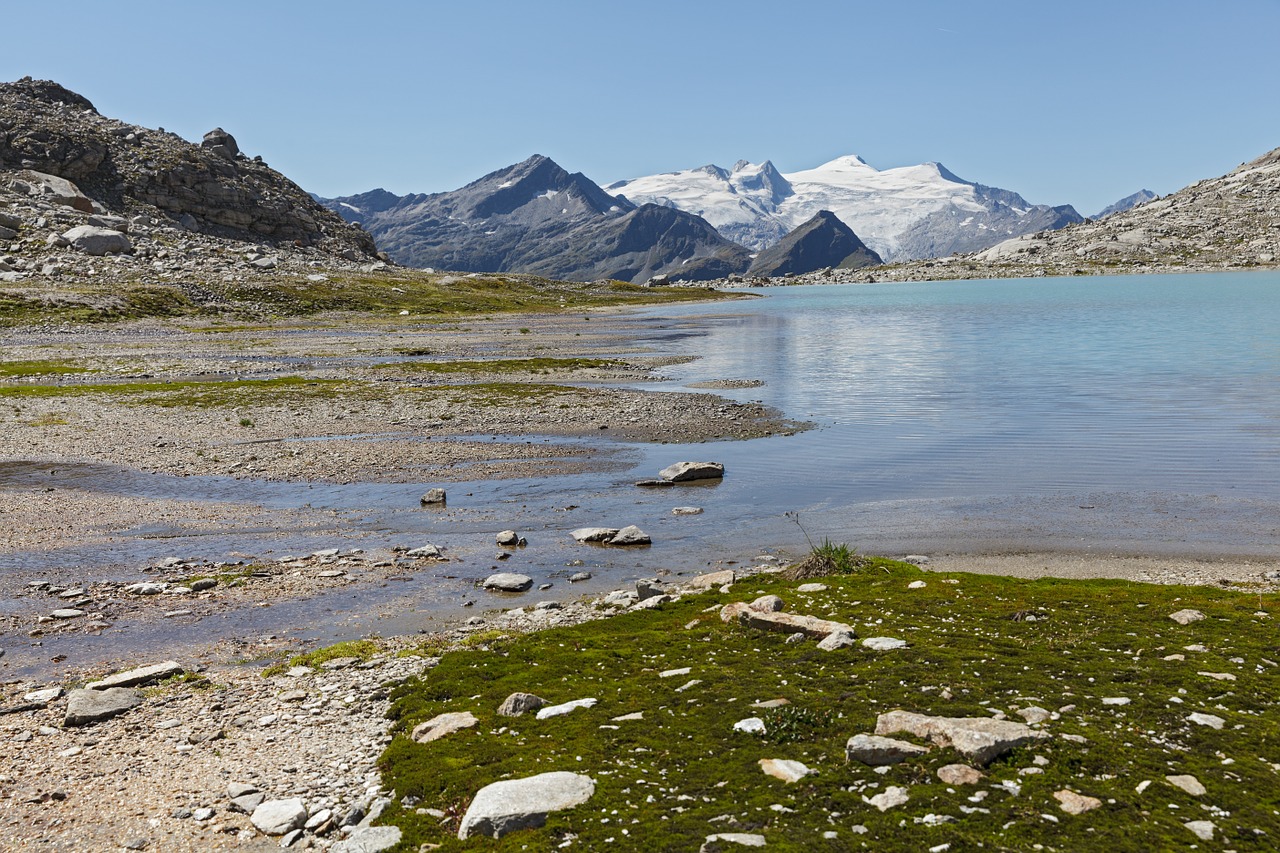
607;155;1082;262
318;153;1086;282
1092;189;1158;220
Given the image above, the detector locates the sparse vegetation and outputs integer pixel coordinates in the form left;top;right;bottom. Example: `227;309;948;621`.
376;562;1280;851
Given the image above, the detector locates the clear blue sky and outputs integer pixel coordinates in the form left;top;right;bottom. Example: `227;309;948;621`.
5;0;1278;216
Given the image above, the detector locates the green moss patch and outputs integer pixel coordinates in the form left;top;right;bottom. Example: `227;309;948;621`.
261;639;382;678
0;376;345;407
379;562;1280;851
373;357;622;376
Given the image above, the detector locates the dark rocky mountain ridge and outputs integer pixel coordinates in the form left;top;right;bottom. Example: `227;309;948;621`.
747;210;882;277
319;156;750;282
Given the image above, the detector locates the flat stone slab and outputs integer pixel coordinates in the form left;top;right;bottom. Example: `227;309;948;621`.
1169;608;1206;625
659;461;725;482
411;711;479;743
686;570;735;590
937;764;984;785
845;734;930;766
609;525;651;546
570;527;619;543
720;601;854;639
483;573;533;592
1054;789;1102;815
64;687;142;726
87;660;184;690
874;710;1049;766
1166;774;1206;796
861;637;908;651
536;698;597;719
759;758;812;783
701;833;767;850
332;826;403;852
458;771;595;839
251;798;308;835
864;785;910;811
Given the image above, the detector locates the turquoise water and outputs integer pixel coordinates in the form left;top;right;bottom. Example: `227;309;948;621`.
635;271;1280;505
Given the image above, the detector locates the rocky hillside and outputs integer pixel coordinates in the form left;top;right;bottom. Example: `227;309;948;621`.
747;210;881;277
723;145;1280;286
319;156;750;283
0;77;381;293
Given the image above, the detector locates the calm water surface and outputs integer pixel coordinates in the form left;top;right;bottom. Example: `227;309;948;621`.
637;271;1280;505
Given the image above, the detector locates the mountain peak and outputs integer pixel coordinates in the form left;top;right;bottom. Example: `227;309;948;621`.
817;154;873;171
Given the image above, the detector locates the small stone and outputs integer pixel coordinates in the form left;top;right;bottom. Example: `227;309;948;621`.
192;808;216;821
279;828;304;848
937;764;984;785
570;527;619;543
658;461;725;482
1184;820;1216;841
1101;697;1130;706
496;530;522;547
1188;712;1226;729
420;488;446;505
672;506;704;515
864;785;910;811
411;711;479;743
332;826;403;852
861;636;908;651
907;580;927;589
700;833;767;851
87;661;184;690
120;837;148;850
686;570;735;590
1166;774;1206;796
608;525;651;547
1053;790;1102;815
250;799;308;835
817;631;857;651
498;693;545;717
1169;609;1206;625
535;698;597;719
1017;706;1052;724
568;572;592;582
796;583;827;592
227;783;260;799
758;758;812;783
749;595;784;613
483;573;533;592
751;698;790;709
405;544;443;558
733;718;766;734
51;609;85;619
23;687;63;704
660;667;692;678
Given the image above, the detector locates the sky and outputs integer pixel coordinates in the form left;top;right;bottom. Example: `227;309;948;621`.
4;0;1278;217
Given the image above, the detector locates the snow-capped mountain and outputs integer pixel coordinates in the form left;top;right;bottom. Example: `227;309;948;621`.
608;155;1082;262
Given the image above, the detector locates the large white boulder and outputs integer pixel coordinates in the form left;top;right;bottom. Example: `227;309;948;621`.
458;771;595;839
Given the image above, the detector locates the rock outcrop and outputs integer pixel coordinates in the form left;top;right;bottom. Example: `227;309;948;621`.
0;77;375;254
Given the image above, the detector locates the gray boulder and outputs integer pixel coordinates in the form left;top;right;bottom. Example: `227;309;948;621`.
420;488;446;505
64;687;142;726
874;710;1049;766
411;711;479;743
570;527;618;543
483;573;533;592
498;692;546;717
250;798;308;835
61;225;132;256
458;771;595;839
659;461;725;482
609;525;651;546
201;127;240;159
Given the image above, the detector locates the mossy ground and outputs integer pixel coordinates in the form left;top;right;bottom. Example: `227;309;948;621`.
377;561;1280;851
260;638;382;678
0;271;731;327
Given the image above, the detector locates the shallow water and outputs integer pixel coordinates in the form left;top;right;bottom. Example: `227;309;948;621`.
6;270;1280;675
